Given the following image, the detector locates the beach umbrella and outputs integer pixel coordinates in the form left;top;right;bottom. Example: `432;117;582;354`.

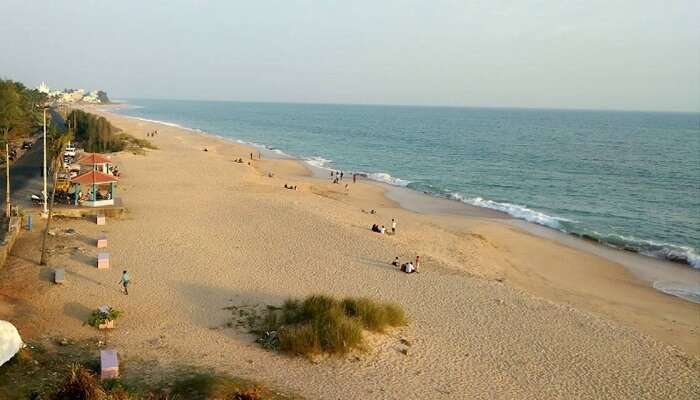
0;320;23;366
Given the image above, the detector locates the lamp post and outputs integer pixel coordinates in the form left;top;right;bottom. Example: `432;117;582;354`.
42;107;48;215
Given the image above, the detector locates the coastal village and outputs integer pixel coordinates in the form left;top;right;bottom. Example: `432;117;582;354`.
0;78;699;399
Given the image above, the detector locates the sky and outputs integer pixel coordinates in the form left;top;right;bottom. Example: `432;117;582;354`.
1;0;698;112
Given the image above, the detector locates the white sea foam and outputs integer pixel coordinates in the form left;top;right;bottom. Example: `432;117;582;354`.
366;172;411;187
451;194;571;229
129;116;190;130
652;281;700;304
602;233;700;269
304;156;333;170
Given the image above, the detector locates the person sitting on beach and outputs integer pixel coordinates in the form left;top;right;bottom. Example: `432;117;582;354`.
379;225;386;234
401;262;415;273
391;257;400;267
370;209;376;214
371;224;381;233
284;184;289;189
405;262;415;273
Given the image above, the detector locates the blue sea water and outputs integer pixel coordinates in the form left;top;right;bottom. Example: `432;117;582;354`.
113;99;700;268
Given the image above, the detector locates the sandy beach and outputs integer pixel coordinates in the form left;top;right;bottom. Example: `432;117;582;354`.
3;107;699;399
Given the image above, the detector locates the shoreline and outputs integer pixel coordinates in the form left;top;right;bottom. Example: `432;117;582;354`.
103;102;700;272
88;105;700;354
102;103;700;304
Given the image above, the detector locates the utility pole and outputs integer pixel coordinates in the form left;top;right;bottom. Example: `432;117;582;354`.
4;142;9;218
43;107;48;215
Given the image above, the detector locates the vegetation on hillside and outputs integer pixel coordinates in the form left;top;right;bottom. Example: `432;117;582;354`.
256;295;407;357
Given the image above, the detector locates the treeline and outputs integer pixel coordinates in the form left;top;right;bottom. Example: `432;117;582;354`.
0;79;47;139
67;109;157;154
67;109;123;152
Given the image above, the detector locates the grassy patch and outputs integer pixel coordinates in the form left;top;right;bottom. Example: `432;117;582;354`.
0;339;100;399
256;295;407;357
169;373;286;400
118;133;158;155
0;338;297;400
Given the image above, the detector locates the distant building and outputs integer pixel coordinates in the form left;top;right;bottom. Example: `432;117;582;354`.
38;81;50;94
35;82;110;104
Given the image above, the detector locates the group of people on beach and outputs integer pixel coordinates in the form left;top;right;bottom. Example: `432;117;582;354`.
370;218;397;235
146;130;158;137
330;170;344;184
283;184;298;191
392;256;420;274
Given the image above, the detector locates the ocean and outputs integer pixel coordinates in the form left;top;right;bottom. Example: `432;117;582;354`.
112;99;700;269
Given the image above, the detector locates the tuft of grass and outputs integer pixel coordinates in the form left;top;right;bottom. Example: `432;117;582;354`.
117;133;158;155
341;297;402;332
48;364;109;400
170;373;273;400
259;295;407;357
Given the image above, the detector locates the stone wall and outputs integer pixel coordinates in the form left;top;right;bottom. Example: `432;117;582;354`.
0;216;22;270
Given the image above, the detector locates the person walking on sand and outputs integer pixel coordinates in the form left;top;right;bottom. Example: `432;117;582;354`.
250;152;253;160
353;173;357;183
118;270;130;295
415;256;421;272
391;218;397;234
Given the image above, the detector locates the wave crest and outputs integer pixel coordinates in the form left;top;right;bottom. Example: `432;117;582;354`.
366;172;411;187
452;194;571;229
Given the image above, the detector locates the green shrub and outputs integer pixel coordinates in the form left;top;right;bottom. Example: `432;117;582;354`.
86;307;123;328
259;295;407;357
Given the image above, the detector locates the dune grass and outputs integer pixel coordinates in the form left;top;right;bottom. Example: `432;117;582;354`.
259;295;407;357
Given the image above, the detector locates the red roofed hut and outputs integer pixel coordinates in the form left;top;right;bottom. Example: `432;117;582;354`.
70;170;118;207
76;153;114;175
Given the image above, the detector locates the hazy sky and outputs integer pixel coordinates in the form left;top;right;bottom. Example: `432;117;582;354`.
1;0;698;111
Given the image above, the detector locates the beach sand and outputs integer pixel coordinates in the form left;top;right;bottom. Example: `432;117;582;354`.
4;107;699;399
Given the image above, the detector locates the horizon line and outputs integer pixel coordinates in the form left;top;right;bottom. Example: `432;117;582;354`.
112;96;700;115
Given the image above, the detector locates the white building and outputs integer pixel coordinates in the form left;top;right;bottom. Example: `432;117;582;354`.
37;81;50;94
36;82;107;104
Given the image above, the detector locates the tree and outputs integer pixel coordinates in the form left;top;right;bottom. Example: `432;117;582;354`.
0;80;26;217
40;125;73;265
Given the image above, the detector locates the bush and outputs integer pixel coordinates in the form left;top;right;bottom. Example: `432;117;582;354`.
86;307;123;328
259;295;407;357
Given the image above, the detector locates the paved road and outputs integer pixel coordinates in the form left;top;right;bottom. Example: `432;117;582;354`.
0;110;66;210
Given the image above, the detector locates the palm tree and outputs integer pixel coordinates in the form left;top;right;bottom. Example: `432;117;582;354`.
40;123;73;265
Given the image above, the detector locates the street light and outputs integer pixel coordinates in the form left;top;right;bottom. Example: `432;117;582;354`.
42;106;48;215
